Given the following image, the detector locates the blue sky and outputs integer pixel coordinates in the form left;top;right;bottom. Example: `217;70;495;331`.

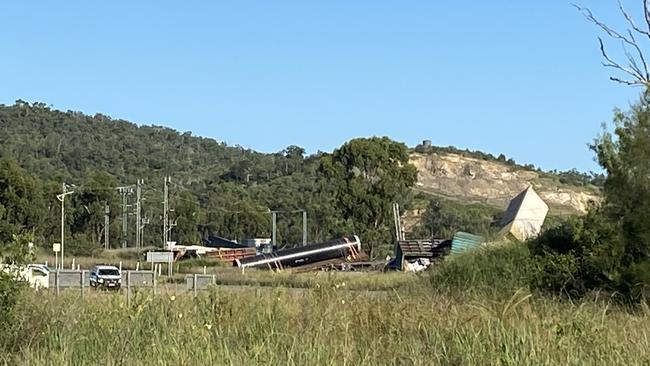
0;1;643;172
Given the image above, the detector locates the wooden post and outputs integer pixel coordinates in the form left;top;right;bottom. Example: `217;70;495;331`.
80;270;85;299
193;274;198;297
55;269;60;297
126;271;131;307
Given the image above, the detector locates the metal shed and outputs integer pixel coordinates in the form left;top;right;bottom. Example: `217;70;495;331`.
451;232;484;255
394;239;451;271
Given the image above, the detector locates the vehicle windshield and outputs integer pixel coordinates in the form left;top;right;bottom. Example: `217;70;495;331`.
98;269;120;276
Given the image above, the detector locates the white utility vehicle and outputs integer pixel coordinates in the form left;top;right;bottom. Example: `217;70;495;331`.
1;264;50;289
89;265;122;290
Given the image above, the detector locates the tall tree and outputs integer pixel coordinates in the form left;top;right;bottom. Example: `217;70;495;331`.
593;101;650;293
0;159;44;244
319;137;417;258
173;191;202;245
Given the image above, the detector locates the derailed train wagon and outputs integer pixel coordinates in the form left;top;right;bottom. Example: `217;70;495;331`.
234;235;361;270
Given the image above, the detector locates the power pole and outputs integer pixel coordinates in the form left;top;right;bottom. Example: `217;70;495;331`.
117;186;134;249
272;211;277;247
104;203;110;249
135;179;142;249
122;190;128;249
163;176;169;248
302;210;307;246
57;183;74;269
61;183;65;266
141;214;150;248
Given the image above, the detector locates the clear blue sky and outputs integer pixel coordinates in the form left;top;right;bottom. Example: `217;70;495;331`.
0;1;643;172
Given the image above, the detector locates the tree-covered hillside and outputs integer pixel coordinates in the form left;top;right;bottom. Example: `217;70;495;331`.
0;101;422;257
0;100;593;258
1;100;313;184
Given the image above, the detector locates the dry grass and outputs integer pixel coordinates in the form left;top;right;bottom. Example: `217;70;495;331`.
4;244;649;365
3;284;650;365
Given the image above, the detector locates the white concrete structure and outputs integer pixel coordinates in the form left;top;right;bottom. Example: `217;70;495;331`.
500;186;549;241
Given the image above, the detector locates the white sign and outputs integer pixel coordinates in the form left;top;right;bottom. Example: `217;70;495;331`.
146;251;173;263
53;243;61;253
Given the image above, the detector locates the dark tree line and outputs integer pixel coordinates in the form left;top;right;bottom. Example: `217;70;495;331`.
0;102;422;258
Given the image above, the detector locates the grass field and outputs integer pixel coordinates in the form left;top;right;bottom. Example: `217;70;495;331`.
3;244;650;365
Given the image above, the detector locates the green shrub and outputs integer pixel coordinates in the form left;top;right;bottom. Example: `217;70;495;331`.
619;260;650;301
428;243;531;298
412;198;501;239
66;234;103;257
529;209;623;298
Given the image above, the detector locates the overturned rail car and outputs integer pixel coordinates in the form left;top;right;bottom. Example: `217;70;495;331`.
234;235;361;270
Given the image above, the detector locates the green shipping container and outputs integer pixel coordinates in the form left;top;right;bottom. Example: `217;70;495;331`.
451;232;484;255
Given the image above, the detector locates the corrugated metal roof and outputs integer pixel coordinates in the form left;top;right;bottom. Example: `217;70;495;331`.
397;239;450;257
451;232;484;255
394;239;451;271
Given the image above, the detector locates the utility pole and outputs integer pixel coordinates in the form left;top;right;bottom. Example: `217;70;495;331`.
61;183;65;266
57;183;74;269
141;215;150;248
104;203;110;249
162;177;176;248
163;177;168;248
135;179;142;249
272;211;277;247
117;186;134;249
302;210;307;246
122;190;128;249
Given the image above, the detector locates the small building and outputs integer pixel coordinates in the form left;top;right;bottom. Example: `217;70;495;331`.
393;239;451;271
499;186;549;242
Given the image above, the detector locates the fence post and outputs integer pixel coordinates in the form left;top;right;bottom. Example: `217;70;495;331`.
80;270;85;299
153;269;157;296
193;274;198;297
55;269;60;297
126;271;131;307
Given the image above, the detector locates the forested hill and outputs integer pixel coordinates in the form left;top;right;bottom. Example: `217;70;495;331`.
0;101;599;257
0;100;314;185
0;101;340;254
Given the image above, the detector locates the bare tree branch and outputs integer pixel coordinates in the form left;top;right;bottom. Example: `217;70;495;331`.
626;29;650;79
618;0;650;38
598;38;645;81
610;76;646;85
644;0;650;35
574;2;650;88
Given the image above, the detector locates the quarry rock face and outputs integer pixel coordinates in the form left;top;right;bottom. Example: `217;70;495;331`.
410;152;600;214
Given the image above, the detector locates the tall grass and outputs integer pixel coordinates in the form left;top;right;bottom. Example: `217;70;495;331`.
3;243;650;365
426;243;531;298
